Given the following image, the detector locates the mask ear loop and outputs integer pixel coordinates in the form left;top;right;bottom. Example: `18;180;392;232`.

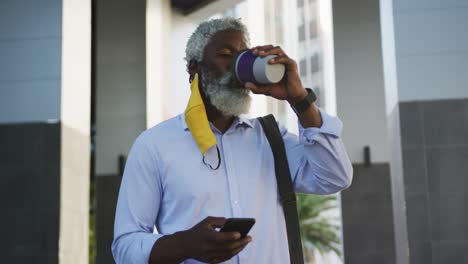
202;145;221;170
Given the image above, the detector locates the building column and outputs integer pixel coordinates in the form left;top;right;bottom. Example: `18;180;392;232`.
94;0;147;263
332;0;396;263
380;0;468;263
60;0;92;262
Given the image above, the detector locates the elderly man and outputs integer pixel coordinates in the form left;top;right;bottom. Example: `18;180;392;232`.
112;17;352;264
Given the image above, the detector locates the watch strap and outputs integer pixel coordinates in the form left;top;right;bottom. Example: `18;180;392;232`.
291;88;316;114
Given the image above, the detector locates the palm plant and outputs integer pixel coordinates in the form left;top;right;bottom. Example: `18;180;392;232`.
296;193;341;263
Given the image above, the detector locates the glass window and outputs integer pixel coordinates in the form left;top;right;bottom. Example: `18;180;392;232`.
309;20;317;39
297;10;305;25
297;0;304;8
311;53;319;73
313;86;321;106
298;24;305;42
299;59;307;75
274;0;283;44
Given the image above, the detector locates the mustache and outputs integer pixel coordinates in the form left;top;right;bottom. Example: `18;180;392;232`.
219;72;233;85
202;68;244;89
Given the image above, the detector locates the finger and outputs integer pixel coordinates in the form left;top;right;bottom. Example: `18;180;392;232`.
260;45;281;53
209;246;245;263
257;46;284;57
253;44;274;51
225;235;252;251
211;237;252;262
268;55;297;71
229;243;249;258
252;45;274;55
245;82;269;95
204;216;226;229
268;54;291;65
212;235;251;254
214;231;241;243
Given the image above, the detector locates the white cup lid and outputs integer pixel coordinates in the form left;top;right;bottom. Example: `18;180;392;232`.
253;55;286;84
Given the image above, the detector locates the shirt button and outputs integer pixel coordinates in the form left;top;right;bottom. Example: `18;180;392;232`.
233;200;238;205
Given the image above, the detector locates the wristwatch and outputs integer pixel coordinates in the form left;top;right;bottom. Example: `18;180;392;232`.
290;88;317;114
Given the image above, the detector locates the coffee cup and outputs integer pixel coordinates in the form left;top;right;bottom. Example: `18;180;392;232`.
231;49;286;85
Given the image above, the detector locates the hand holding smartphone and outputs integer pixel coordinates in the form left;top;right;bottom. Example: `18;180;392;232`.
219;218;256;239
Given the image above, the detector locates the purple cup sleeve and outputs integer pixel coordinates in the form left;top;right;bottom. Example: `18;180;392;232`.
236;50;257;84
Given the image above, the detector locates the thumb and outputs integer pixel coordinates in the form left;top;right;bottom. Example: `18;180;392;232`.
203;216;226;229
245;82;263;94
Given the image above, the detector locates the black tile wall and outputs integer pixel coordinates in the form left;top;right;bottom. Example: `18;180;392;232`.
344;249;396;264
432;240;468;264
421;99;468;146
399;102;423;148
2;255;58;264
425;146;468;194
0;122;60;263
429;193;468;241
96;175;122;264
341;163;396;264
399;98;468;263
409;240;432;264
401;148;427;194
405;193;430;241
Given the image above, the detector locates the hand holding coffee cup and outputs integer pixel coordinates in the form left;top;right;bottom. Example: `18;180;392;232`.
232;49;286;85
238;45;308;105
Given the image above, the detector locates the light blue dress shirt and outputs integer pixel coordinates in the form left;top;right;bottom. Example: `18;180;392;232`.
112;111;353;264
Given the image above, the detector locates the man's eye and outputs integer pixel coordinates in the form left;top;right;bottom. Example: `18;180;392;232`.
219;53;233;57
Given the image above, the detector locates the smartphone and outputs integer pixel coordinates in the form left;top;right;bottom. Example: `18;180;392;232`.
219;218;256;239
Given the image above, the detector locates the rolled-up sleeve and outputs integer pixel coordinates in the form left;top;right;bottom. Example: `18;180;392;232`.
112;132;164;264
282;110;353;194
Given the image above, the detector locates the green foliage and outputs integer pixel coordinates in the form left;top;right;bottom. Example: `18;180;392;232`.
296;193;341;258
89;180;96;264
89;212;96;264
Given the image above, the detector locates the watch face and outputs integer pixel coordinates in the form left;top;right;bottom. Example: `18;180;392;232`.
292;88;315;114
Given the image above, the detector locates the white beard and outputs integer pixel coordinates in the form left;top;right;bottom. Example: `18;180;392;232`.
200;68;252;117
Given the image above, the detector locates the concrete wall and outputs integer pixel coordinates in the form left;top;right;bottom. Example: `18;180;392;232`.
341;164;395;264
95;0;147;176
93;1;147;263
333;1;398;263
0;0;62;123
393;0;468;102
380;0;468;263
333;0;389;164
398;98;468;263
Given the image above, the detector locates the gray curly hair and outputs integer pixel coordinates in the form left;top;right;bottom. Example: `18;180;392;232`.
185;17;250;66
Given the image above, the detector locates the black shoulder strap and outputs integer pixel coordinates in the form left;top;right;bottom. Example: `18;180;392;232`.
257;114;304;264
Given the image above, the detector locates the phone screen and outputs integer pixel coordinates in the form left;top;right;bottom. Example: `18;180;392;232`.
220;218;256;238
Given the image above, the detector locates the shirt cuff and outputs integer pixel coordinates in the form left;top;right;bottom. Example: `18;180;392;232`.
142;233;164;264
298;110;343;144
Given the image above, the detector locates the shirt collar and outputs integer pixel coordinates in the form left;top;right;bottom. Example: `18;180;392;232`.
181;114;254;131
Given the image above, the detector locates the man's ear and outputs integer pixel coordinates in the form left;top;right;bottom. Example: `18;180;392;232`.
188;60;200;83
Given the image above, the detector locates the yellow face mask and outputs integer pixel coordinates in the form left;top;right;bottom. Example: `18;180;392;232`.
185;73;220;169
